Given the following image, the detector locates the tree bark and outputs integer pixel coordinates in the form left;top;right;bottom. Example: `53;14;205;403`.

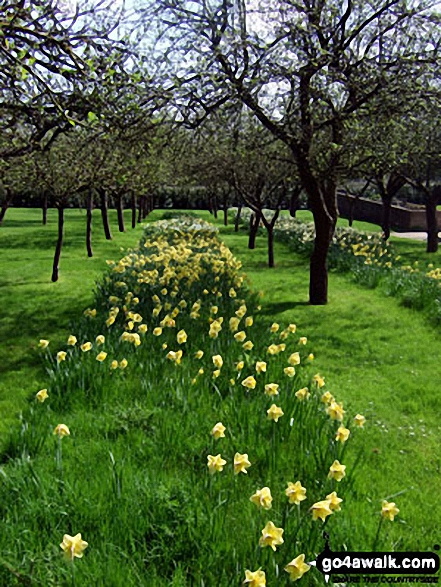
86;188;93;258
51;205;64;282
42;192;48;225
138;195;144;223
0;205;8;225
99;189;112;240
248;211;261;249
131;191;137;229
116;193;125;232
223;203;228;226
426;188;440;253
289;187;302;218
234;205;242;232
381;197;392;240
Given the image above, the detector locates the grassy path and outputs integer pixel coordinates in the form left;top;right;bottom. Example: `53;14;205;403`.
0;208;156;443
202;212;441;551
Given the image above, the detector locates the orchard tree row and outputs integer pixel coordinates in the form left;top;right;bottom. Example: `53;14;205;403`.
1;0;440;302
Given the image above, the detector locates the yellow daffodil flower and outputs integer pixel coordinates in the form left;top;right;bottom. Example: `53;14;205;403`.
96;352;107;362
106;316;116;327
381;500;399;521
307;353;314;361
211;422;226;439
81;342;92;352
267;404;284;422
229;317;240;332
255;361;267;373
110;360;118;370
177;329;187;344
236;361;245;371
207;454;226;474
243;340;254;351
277;343;286;352
298;336;307;345
284;554;310;582
229;288;237;298
245;316;253;327
327;401;345;421
138;324;148;334
270;323;279;333
313;373;325;387
326;491;343;512
285;481;307;505
60;533;88;560
288;323;296;333
96;335;105;345
54;424;70;437
321;391;334;404
235;304;247;318
354;414;366;427
119;359;128;369
267;344;279;355
288;352;300;366
295;387;310;401
67;335;77;346
335;426;350;443
311;499;333;522
259;521;284;551
56;351;67;363
212;369;220;379
328;460;346;481
234;331;246;342
195;350;204;359
36;389;48;402
241;376;257;390
279;329;289;340
264;383;279;396
153;327;162;336
284;366;295;377
243;568;266;587
211;305;219;314
250;487;273;510
212;355;223;369
234;452;251;474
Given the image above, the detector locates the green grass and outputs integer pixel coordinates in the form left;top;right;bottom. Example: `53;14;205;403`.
0;207;162;444
201;210;441;554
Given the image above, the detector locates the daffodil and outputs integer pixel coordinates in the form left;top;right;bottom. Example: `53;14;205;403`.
326;491;343;512
284;554;310;582
243;340;254;351
241;376;256;390
212;355;223;369
110;360;118;369
56;351;67;363
288;323;296;333
270;323;279;333
106;316;116;327
229;288;237;298
307;353;314;361
234;331;246;342
285;481;306;505
212;369;220;379
235;304;247;318
177;329;187;344
96;335;105;345
311;499;333;522
354;414;366;427
54;424;70;437
60;533;88;560
284;366;295;377
234;452;251;474
211;422;226;439
255;361;267;373
236;361;244;371
321;391;334;404
96;351;107;362
328;460;346;481
39;339;50;349
381;500;399;521
298;336;307;345
245;316;253;327
229;317;240;332
327;401;345;421
153;327;162;336
36;389;48;402
335;426;350;443
313;373;325;387
264;383;279;396
67;335;77;346
267;404;284;422
288;352;300;366
250;487;273;510
138;324;148;334
81;342;92;352
207;454;226;474
259;521;284;551
267;344;279;355
119;358;128;369
195;350;204;359
243;568;266;586
295;387;310;401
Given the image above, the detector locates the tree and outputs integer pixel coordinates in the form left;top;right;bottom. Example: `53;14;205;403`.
148;0;440;303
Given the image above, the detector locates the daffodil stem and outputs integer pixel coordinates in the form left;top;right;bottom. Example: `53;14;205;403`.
71;561;76;587
372;517;384;551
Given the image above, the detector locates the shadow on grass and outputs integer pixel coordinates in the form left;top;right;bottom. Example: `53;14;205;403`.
263;301;310;315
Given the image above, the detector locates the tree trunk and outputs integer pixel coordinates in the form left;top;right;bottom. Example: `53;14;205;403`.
116;193;125;232
51;205;64;282
42;192;48;225
248;211;260;249
131;192;137;229
99;189;112;240
426;192;439;253
309;210;335;305
223;204;228;226
86;188;93;258
234;205;242;232
348;197;356;227
381;197;392;240
138;195;144;223
211;196;218;219
289;188;301;218
267;225;275;267
142;195;149;219
0;205;8;225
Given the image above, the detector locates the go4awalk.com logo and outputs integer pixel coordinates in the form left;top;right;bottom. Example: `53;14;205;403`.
310;537;440;584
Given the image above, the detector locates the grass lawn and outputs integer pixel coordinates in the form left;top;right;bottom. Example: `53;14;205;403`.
0;207;440;582
0;207;161;444
200;210;441;552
